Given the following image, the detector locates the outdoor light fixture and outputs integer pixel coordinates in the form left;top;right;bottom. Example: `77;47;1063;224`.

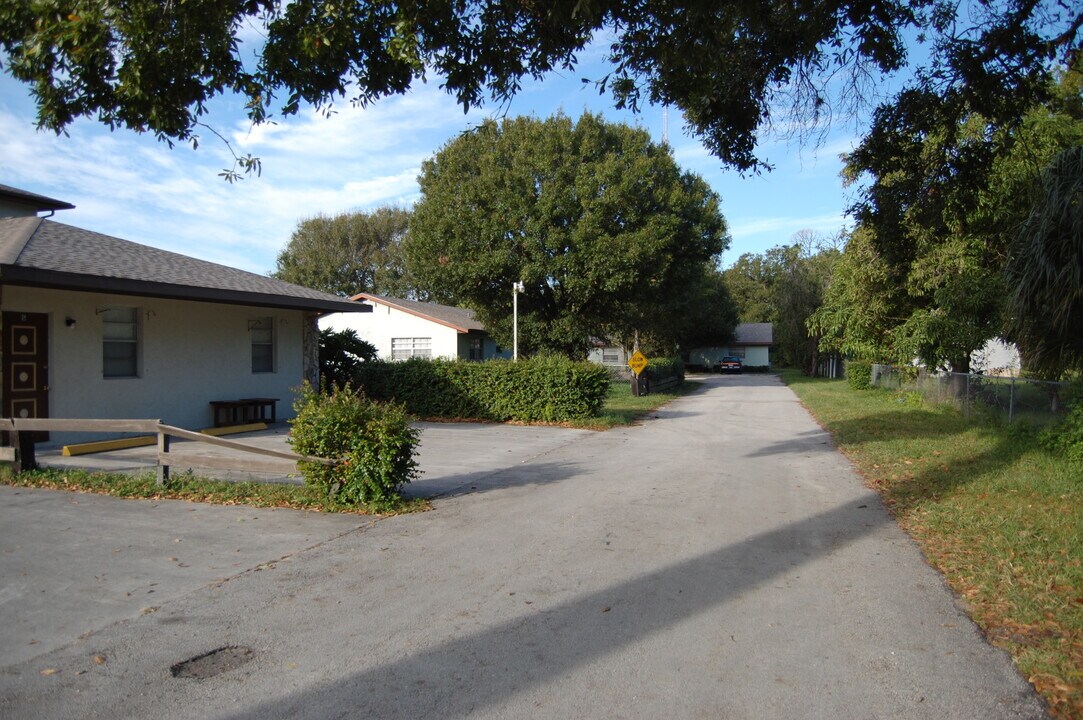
512;281;525;361
64;317;76;329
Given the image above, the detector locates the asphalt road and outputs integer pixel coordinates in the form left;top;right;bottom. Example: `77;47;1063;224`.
0;374;1047;719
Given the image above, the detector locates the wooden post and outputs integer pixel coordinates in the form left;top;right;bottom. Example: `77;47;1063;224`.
157;427;170;486
15;429;36;473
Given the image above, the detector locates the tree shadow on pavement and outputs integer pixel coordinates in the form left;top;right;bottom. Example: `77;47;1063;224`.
404;460;583;500
219;498;918;720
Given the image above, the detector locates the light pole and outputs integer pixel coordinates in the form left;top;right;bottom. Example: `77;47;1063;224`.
512;281;524;361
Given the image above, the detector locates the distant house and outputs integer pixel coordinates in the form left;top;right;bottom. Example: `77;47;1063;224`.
972;339;1021;377
686;323;774;369
0;183;367;445
587;323;774;370
586;343;631;369
321;293;507;362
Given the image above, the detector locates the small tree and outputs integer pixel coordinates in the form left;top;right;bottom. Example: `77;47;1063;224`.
319;328;377;388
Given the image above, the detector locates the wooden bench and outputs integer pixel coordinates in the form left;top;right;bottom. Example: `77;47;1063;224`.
209;398;279;428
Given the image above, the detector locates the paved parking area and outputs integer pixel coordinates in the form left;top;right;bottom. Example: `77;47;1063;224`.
33;422;593;499
0;376;1045;719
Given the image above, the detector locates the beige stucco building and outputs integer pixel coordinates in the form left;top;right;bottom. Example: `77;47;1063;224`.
0;184;367;446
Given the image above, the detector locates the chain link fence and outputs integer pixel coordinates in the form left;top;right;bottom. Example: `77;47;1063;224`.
870;365;1071;425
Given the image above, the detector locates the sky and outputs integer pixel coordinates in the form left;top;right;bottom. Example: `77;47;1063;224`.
0;40;861;277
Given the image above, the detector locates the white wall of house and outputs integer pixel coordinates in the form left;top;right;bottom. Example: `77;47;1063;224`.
4;286;307;445
586;347;631;367
972;339;1021;376
321;304;461;360
687;345;771;367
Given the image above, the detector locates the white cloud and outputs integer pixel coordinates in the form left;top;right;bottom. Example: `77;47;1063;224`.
2;57;856;280
730;213;849;238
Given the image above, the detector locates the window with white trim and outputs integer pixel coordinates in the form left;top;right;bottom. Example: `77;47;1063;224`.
727;347;746;358
250;317;275;373
602;349;621;364
392;337;432;360
102;306;139;378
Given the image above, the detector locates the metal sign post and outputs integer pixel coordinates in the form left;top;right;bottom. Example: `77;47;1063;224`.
628;351;649;397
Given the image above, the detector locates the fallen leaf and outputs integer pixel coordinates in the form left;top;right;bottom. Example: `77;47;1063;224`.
92;655;106;665
40;668;59;676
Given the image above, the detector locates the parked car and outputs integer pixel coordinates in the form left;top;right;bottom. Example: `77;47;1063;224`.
716;356;743;374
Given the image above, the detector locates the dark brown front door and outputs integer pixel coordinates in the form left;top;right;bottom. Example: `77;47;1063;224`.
3;311;49;442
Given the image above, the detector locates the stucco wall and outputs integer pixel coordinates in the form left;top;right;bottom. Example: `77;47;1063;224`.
321;304;461;360
3;286;307;445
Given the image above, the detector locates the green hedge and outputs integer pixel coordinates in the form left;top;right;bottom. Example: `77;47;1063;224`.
847;360;873;391
647;356;685;383
355;356;611;422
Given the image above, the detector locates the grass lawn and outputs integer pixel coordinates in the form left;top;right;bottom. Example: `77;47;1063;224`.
779;369;1082;719
569;378;703;429
1;467;429;515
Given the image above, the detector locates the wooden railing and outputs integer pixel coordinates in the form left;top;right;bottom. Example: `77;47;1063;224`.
0;418;334;486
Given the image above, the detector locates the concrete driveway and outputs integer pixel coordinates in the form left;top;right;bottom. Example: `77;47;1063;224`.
0;375;1045;719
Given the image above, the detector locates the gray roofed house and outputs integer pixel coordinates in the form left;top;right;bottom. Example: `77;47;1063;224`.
323;293;507;362
0;216;364;314
0;184;368;445
679;322;774;371
349;293;486;333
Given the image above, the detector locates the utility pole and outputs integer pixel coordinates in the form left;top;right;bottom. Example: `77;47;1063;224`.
512;281;524;361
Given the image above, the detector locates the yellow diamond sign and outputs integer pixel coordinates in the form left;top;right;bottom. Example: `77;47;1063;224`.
628;350;649;376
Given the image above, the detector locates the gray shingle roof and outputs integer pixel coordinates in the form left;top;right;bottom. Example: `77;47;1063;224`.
734;322;773;345
0;217;368;313
352;293;486;333
0;183;75;212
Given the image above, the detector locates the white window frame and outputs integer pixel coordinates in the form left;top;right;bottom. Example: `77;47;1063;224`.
250;317;275;373
102;306;140;378
391;337;432;360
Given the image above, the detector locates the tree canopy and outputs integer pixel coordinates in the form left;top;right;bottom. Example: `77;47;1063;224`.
822;67;1083;375
1003;146;1083;376
273;207;413;297
405;113;731;357
2;0;1078;173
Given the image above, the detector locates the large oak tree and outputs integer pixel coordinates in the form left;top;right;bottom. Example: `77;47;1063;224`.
405;113;730;357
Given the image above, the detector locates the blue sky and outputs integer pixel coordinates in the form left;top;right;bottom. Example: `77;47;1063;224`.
0;41;861;277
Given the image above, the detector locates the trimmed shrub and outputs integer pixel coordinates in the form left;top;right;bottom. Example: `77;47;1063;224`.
742;365;771;373
847;361;873;391
289;383;419;508
355;356;610;422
